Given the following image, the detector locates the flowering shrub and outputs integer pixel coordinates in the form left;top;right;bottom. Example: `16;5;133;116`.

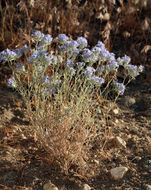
0;31;144;176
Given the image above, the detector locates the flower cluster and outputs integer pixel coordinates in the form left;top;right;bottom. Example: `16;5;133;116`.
125;64;139;78
82;48;98;63
6;77;17;88
105;61;119;72
0;30;144;98
21;45;29;54
117;55;131;65
57;34;69;44
43;75;51;84
113;81;126;95
77;37;88;49
85;66;96;76
0;49;20;62
41;34;53;45
27;50;52;66
15;62;26;73
89;75;105;85
31;30;45;42
92;41;115;62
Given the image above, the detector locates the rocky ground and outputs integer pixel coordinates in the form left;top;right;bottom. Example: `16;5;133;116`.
0;67;151;190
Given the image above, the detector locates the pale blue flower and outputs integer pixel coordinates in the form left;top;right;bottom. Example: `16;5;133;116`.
107;52;115;61
27;50;51;65
138;65;144;72
40;34;53;46
27;50;40;63
66;60;74;67
16;62;23;68
65;40;79;50
32;30;44;42
0;49;18;62
43;76;50;84
77;37;88;49
12;49;23;59
90;75;104;85
96;41;106;49
105;52;115;61
37;44;48;51
75;62;85;67
100;49;108;59
113;81;125;95
106;61;119;71
38;65;44;72
68;48;80;60
85;66;96;76
122;55;131;64
125;64;139;78
83;48;91;54
97;66;105;73
21;45;29;54
96;46;115;61
68;67;76;75
45;55;52;65
117;57;123;64
82;49;92;61
42;87;52;96
92;46;102;56
57;34;69;44
58;45;67;53
15;62;26;72
117;55;131;65
82;49;98;63
6;77;17;88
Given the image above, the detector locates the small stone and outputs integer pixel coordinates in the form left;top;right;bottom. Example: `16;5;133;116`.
113;109;119;115
134;156;142;161
142;172;148;176
80;184;91;190
43;181;58;190
94;159;99;165
110;167;128;180
145;184;151;190
115;119;119;124
115;136;126;148
121;96;136;107
103;13;110;21
115;187;121;190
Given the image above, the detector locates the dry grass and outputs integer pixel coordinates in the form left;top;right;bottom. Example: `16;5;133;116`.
29;102;97;177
